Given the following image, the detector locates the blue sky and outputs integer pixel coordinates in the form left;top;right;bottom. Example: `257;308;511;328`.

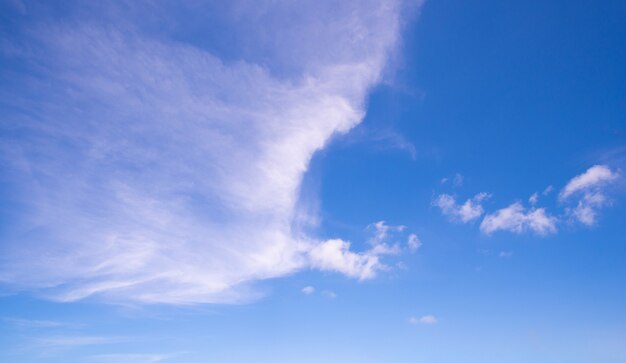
1;0;626;362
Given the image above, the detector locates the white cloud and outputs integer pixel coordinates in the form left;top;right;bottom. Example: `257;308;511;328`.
559;165;620;226
0;1;415;304
409;315;437;325
499;251;513;258
308;239;383;280
560;165;619;200
301;286;315;295
368;221;406;245
433;193;489;223
407;233;422;252
365;220;404;256
570;192;609;226
529;192;539;205
480;202;557;235
321;290;337;299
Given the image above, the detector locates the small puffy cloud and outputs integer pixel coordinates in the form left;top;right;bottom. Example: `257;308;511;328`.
308;239;382;280
407;233;422;252
559;165;620;226
529;192;539;205
409;315;437;325
301;286;315;295
480;202;557;236
433;193;490;223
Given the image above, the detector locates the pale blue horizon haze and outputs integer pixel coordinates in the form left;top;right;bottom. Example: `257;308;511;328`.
1;1;626;362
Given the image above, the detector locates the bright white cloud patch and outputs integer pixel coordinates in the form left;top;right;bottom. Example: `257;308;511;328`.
301;286;315;295
308;239;382;280
559;165;619;200
0;1;415;304
433;193;489;223
559;165;620;226
480;203;557;235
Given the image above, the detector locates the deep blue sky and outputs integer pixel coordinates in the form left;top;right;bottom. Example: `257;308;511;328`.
1;1;625;362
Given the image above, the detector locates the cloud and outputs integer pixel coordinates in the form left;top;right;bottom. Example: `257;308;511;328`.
301;286;315;295
559;165;620;226
440;173;463;187
409;315;437;325
559;165;619;200
480;202;557;235
368;221;406;245
529;192;539;206
499;251;513;258
35;336;126;348
321;290;337;299
407;233;422;252
308;239;383;280
433;193;489;223
365;220;404;255
3;317;80;330
0;1;415;304
543;185;554;196
91;353;176;363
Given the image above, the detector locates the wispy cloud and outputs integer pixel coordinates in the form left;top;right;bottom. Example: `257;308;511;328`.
0;1;416;304
34;336;127;348
409;315;437;325
559;165;619;200
301;286;315;295
3;317;81;330
559;165;621;226
91;353;179;363
433;193;490;223
480;202;557;236
407;233;422;252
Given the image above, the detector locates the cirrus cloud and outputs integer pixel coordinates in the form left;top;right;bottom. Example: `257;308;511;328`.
0;0;417;304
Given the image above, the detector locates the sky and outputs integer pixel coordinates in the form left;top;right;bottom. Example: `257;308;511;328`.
0;0;625;362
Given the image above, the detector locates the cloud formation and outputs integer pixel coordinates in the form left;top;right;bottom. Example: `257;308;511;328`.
0;1;414;304
559;165;619;200
407;233;422;252
435;165;621;235
409;315;437;325
480;203;557;235
433;193;489;223
559;165;621;226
